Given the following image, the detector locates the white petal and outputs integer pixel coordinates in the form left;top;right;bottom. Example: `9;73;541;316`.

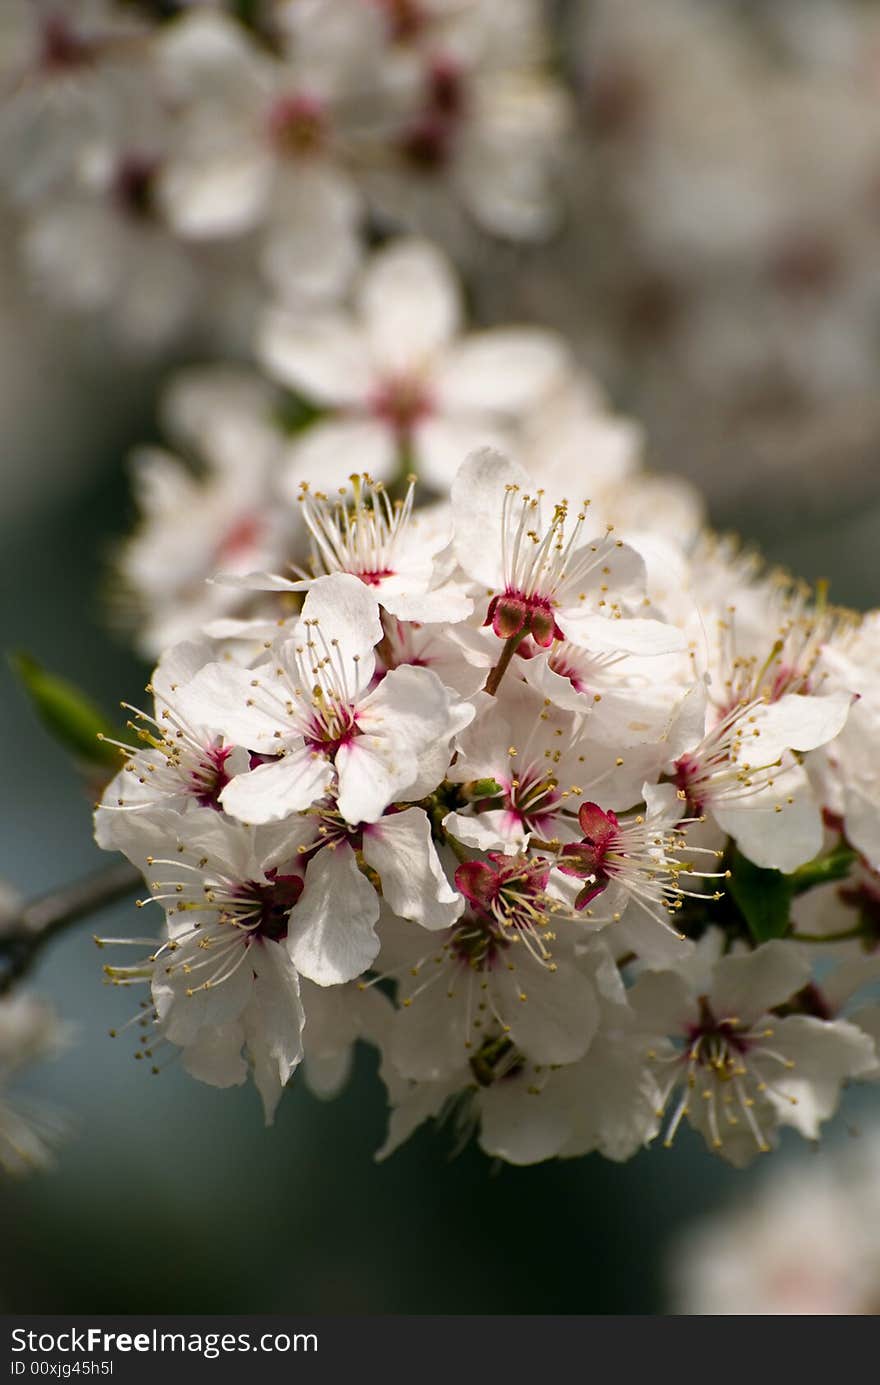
390;981;471;1081
628;969;695;1035
414;415;510;495
362;808;462;930
151;640;216;706
559;1034;662;1162
287;845;380;985
438;329;568;415
844;783;880;869
751;693;851;764
375;1078;462;1160
303;1050;352;1099
263;165;361;304
157;935;253;1046
558;612;685;657
713;768;824;873
282;419;397;496
451;446;532;587
342;731;410;821
339;665;462;822
220;749;334;824
157;9;263;88
442;808;522;854
246;939;305;1124
376;579;474;624
296;570;383;674
494;959;599;1065
358;237;461;371
179;1022;248;1089
606;899;693;968
175;661;287;749
159;150;272;239
820;956;880;1015
711;942;810;1027
259;309;373;404
478;1078;571;1165
769;1016;877;1138
457;102;566;242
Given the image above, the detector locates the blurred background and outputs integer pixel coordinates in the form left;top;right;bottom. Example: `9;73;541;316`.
3;0;880;1315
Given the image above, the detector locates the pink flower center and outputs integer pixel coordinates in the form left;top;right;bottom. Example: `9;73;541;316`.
267;94;327;158
376;0;425;42
215;513;265;566
456;854;550;917
548;648;590;693
40;16;93;72
241;872;304;944
304;703;360;758
500;764;562;837
684;995;749;1062
356;568;396;588
768;663;809;702
189;744;234;810
672;754;705;818
112;155;158;220
449;917;508;970
455;854;555;959
370;375;433;435
428;58;466;118
401;58;466;171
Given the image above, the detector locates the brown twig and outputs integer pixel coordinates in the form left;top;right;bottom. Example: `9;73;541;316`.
0;860;140;997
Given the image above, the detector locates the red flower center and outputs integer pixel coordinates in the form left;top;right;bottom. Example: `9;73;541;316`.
190;744;234;810
370;375;433;435
485;590;563;648
243;872;305;944
557;802;620;909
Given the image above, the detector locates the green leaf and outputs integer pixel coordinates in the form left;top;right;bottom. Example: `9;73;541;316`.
274;390;325;437
789;843;858;895
726;849;793;943
10;652;129;770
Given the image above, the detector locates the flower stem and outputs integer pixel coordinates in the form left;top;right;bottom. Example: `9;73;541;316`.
0;859;140;997
789;926;866;944
484;635;523;697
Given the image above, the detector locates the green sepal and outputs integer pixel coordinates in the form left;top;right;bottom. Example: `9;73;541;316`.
789;842;858;895
464;778;504;802
274;390;326;437
726;848;793;943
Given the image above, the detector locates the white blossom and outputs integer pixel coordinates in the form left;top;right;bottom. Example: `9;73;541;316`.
630;931;876;1165
0;994;71;1177
451;448;685;659
100;809;309;1124
260;239;568;495
175;573;473;827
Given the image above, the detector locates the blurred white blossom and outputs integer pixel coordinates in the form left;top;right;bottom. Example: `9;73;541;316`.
0;995;72;1176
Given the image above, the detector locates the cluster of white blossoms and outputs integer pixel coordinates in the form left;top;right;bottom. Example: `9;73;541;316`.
0;0;568;345
91;237;880;1166
114;235;691;657
670;1125;880;1314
